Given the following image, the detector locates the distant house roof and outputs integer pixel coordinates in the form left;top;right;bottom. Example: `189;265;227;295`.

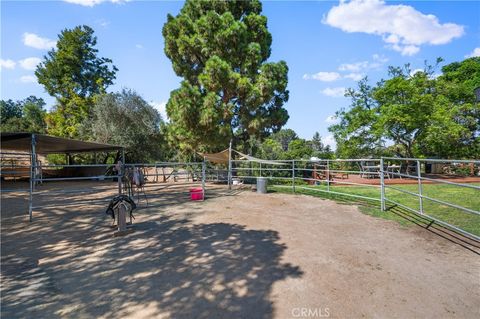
0;133;123;154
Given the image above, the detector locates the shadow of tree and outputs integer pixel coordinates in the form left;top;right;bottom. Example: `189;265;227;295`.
1;209;303;318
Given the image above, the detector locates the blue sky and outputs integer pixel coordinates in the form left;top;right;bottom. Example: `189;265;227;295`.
1;0;479;148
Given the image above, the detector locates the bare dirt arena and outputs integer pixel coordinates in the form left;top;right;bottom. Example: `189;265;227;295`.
1;181;479;318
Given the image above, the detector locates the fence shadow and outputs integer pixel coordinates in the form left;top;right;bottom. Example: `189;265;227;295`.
273;187;480;255
385;205;480;255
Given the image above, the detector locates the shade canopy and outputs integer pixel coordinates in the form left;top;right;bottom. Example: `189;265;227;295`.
0;133;123;154
199;148;288;166
199;149;230;164
234;150;288;166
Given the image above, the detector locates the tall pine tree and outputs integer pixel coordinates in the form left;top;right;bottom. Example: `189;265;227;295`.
36;25;117;138
163;0;289;153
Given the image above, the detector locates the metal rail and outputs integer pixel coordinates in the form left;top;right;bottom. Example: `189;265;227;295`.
226;157;479;241
2;152;478;242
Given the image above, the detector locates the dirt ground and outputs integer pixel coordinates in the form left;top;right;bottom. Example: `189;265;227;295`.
1;181;479;318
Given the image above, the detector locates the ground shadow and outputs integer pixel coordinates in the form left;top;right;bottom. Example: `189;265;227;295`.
385;205;480;255
271;188;480;255
1;210;303;318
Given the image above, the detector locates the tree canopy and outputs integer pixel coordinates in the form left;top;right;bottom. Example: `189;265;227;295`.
36;25;117;138
81;89;169;163
255;129;333;160
163;0;289;154
270;128;298;151
0;96;47;133
330;58;480;159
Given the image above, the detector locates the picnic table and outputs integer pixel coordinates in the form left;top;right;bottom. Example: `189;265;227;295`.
361;164;402;179
362;165;380;178
386;165;401;179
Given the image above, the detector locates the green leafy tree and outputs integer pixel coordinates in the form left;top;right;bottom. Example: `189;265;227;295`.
427;57;480;158
330;58;480;159
0;96;47;133
285;139;312;159
82;89;169;163
329;77;384;158
310;132;334;159
372;65;437;158
310;132;324;153
440;57;480;90
0;100;23;124
257;138;283;160
271;128;298;151
163;0;289;154
36;25;117;138
22;96;48;133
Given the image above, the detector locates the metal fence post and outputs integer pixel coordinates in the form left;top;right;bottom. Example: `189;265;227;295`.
326;159;330;192
118;148;125;195
292;160;296;193
202;160;206;201
228;140;232;190
29;134;36;222
380;158;385;211
417;160;423;214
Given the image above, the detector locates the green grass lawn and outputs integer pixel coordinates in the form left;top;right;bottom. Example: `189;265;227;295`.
270;182;480;237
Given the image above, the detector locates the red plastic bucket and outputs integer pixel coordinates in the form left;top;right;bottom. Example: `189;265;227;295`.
190;188;204;201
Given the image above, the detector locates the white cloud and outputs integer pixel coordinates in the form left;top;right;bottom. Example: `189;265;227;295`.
370;54;388;68
96;19;110;27
19;75;37;83
338;54;388;73
23;32;56;50
135;44;144;49
325;115;337;124
150;101;168;121
304;54;385;83
465;48;480;58
338;61;368;72
344;73;364;81
409;68;424;76
389;44;419;56
320;87;346;98
303;71;341;82
322;134;336;150
19;57;41;70
0;59;16;70
63;0;129;7
324;0;464;56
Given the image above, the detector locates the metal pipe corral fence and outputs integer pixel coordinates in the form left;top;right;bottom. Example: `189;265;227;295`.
2;154;478;241
223;157;480;241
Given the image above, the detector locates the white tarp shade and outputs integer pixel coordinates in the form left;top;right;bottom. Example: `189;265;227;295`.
199;149;230;164
234;150;288;166
200;149;288;165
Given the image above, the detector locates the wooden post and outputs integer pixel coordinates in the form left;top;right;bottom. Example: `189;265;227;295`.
114;203;134;237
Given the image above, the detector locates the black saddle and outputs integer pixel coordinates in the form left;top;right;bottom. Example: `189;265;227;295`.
105;195;137;219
